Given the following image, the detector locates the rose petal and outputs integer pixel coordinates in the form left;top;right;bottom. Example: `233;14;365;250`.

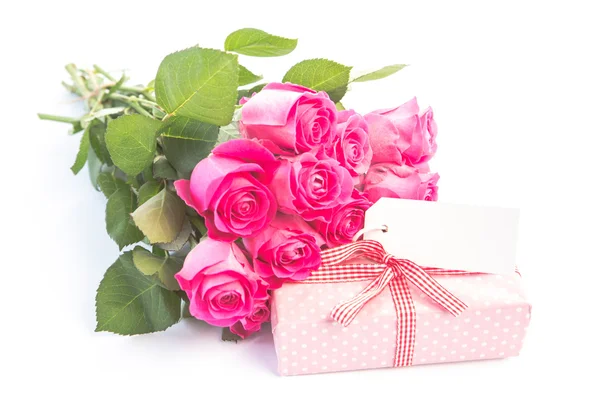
363;163;422;203
175;239;234;285
242;87;305;127
174;179;197;212
204;211;239;242
269;160;297;213
373;96;420;118
364;113;414;164
189;155;264;212
212;139;278;181
204;174;276;240
270;213;325;247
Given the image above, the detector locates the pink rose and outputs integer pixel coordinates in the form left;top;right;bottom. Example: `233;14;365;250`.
243;213;324;288
331;110;373;184
405;106;438;166
363;163;440;203
174;139;277;242
175;238;268;327
418;172;440;201
229;299;270;339
312;190;372;247
365;97;437;165
269;153;354;222
240;82;337;155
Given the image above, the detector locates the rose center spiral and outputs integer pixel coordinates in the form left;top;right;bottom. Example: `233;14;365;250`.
233;193;257;216
217;291;240;310
311;173;327;195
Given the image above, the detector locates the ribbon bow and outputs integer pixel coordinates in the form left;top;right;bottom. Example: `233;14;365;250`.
301;240;469;367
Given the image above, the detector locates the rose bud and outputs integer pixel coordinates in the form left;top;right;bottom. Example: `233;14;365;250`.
363;163;440;203
418;172;440;201
365;97;437;166
229;299;271;339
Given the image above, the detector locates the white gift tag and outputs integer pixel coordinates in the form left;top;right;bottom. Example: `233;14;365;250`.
363;198;519;275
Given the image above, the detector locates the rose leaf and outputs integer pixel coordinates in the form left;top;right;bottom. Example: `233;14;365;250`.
132;246;183;291
105;114;162;176
131;188;186;244
159;116;219;178
238;64;263;86
352;64;408;83
138;180;163;206
105;186;144;249
96;251;181;335
282;58;352;103
155;47;239;125
224;28;297;57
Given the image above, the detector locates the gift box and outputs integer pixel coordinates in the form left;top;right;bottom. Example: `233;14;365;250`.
271;263;531;376
270;200;531;376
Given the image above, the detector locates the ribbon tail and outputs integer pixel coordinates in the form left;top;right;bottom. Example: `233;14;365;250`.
397;259;468;316
331;268;394;327
388;277;416;367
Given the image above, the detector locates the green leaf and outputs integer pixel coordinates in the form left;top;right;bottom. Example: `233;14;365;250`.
105;114;162;176
282;58;352;102
160;116;219;177
155;47;239;125
222;327;242;342
71;125;90;174
182;301;192;318
189;216;208;236
95;252;181;335
238;64;262;86
225;28;297;57
138;181;163;205
132;247;183;291
152;246;167;257
157;219;192;251
237;83;266;102
87;146;103;190
97;172;129;198
153;156;179;180
88;120;112;165
327;85;349;104
142;164;154;182
217;124;241;146
106;187;144;249
352;64;408;83
335;102;345;111
126;174;142;190
131;188;186;244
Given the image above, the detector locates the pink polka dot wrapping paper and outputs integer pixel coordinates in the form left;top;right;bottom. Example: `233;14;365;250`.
271;271;531;376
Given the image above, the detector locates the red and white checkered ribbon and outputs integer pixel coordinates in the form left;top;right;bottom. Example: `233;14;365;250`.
301;240;470;367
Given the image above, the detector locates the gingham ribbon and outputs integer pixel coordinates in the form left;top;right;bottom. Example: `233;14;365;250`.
301;240;470;367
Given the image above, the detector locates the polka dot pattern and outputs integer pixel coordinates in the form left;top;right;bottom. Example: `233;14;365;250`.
271;272;531;376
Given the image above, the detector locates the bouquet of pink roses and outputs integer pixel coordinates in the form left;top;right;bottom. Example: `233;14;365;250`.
173;82;439;338
39;28;438;338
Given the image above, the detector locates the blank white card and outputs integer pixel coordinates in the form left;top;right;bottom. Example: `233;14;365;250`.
363;198;519;275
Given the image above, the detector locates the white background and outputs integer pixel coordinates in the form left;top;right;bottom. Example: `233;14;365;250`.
2;0;599;398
